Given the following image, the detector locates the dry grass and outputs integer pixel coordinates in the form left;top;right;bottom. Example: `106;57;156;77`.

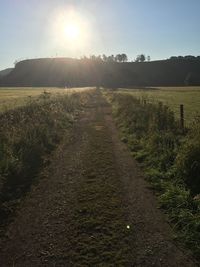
117;86;200;125
0;87;93;112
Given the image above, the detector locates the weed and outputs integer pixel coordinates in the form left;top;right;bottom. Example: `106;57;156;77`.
0;91;90;223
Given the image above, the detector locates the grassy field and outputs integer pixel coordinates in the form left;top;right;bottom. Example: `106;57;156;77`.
0;87;92;112
2;87;200;122
118;87;200;125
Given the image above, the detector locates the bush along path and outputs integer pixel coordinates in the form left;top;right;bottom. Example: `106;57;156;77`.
0;89;197;266
0;91;87;227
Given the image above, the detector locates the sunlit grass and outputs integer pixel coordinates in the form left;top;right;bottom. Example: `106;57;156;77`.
0;87;93;112
117;87;200;125
0;89;93;225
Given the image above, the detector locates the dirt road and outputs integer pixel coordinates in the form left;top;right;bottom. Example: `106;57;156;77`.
0;90;197;266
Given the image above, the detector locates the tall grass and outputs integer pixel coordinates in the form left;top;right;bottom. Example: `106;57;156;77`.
118;87;200;124
105;90;200;259
0;91;87;223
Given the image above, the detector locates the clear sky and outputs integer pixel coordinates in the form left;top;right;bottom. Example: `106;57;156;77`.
0;0;200;70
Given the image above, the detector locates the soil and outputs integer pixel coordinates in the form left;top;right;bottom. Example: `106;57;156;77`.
0;89;197;266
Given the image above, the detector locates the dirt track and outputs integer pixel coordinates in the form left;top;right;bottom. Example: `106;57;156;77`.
0;90;197;266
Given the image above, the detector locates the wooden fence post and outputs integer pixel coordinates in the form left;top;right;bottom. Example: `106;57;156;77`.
180;104;184;130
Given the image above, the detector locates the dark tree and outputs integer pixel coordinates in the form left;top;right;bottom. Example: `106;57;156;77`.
135;54;146;62
90;55;96;60
169;56;178;60
184;55;196;60
115;54;123;62
177;56;184;60
102;54;107;61
121;53;128;62
107;55;115;62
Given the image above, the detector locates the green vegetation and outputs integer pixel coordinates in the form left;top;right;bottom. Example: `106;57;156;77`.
118;87;200;124
0;89;92;224
104;90;200;259
0;87;88;112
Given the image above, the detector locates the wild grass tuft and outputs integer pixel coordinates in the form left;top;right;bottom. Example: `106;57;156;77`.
0;91;89;223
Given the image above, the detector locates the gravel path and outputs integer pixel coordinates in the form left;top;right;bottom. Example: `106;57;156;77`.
0;90;197;266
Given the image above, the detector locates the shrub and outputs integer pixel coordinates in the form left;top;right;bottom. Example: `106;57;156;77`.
176;122;200;195
0;91;87;220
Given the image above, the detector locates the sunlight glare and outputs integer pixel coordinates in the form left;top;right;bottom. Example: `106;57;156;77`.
51;7;91;51
65;23;80;40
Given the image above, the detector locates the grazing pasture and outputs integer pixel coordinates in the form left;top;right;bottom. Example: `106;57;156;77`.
0;87;91;112
118;87;200;124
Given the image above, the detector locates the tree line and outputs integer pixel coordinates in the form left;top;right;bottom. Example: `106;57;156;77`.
168;55;200;61
13;54;200;68
81;54;200;63
80;54;151;63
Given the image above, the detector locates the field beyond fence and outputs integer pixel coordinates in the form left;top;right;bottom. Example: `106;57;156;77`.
118;87;200;125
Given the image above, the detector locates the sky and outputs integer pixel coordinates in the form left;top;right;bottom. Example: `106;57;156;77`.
0;0;200;70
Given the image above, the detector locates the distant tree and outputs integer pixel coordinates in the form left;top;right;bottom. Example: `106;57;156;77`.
111;55;115;61
169;56;178;60
140;54;146;62
121;53;128;62
102;54;107;62
97;55;102;61
184;55;196;60
177;56;184;60
147;55;151;62
87;53;129;63
114;54;128;62
90;55;97;60
107;55;115;62
115;54;123;62
170;55;198;61
89;55;102;61
135;54;146;62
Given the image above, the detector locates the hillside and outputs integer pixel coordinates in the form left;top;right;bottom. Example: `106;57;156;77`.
0;57;200;87
0;68;13;78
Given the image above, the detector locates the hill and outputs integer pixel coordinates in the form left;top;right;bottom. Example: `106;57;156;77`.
0;57;200;87
0;68;13;78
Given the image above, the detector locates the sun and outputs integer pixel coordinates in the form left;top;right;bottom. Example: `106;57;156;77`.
65;23;80;40
51;8;91;50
